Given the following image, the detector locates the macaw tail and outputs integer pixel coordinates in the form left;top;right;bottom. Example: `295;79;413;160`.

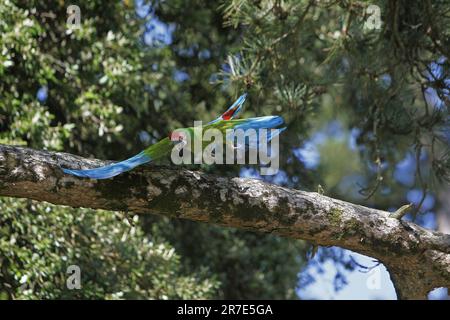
61;151;151;179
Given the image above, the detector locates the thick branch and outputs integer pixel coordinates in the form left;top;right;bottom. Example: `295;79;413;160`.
0;144;449;299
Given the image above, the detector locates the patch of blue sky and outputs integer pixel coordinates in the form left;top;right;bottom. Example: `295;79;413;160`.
337;174;367;200
425;87;446;110
239;167;262;179
403;211;437;231
135;1;175;47
36;86;48;103
198;49;211;60
294;141;320;169
138;130;151;144
299;240;447;300
379;73;392;89
393;152;416;187
239;167;290;186
221;62;232;74
267;170;289;185
324;120;345;140
427;56;447;80
424;56;449;109
294;120;346;170
399;189;437;230
144;17;175;47
348;128;361;151
173;70;189;82
135;0;154;18
209;59;243;85
298;248;397;300
416;212;437;230
428;287;449;300
406;188;435;212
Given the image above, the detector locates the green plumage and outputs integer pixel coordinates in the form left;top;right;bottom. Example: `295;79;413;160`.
143;137;174;160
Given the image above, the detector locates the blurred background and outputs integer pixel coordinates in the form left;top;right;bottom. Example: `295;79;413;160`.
0;0;449;299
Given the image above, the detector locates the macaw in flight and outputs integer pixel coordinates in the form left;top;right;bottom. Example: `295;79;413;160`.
61;93;286;179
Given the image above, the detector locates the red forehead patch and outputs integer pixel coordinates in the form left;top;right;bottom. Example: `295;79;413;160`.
169;131;184;141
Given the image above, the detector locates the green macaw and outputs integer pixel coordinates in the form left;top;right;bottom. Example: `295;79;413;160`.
62;94;285;179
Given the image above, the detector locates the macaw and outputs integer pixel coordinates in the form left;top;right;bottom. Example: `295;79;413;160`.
61;94;286;179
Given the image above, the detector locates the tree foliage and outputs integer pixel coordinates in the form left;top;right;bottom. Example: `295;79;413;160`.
0;198;217;299
0;0;307;299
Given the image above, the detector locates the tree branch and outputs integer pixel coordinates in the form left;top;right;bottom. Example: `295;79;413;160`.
0;144;449;299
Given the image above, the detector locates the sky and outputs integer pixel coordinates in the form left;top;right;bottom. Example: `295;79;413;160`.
298;249;397;300
297;248;448;300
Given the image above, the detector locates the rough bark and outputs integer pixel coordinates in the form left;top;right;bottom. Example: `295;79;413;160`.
0;144;449;299
437;187;450;235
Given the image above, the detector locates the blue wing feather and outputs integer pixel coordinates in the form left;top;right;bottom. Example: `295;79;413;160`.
208;93;247;124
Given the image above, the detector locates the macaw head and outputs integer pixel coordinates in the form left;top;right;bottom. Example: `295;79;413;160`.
168;129;189;146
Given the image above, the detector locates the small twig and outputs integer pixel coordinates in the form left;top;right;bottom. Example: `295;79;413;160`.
350;255;381;273
390;203;414;220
